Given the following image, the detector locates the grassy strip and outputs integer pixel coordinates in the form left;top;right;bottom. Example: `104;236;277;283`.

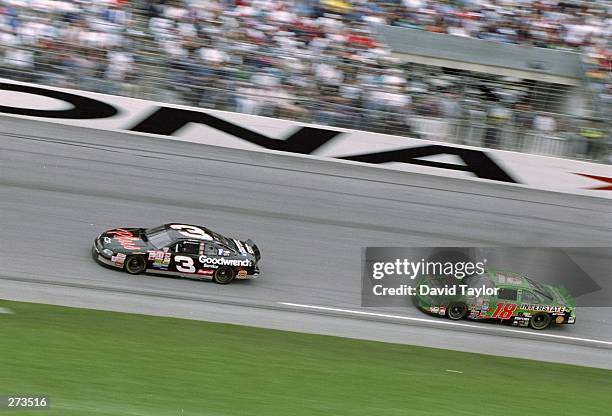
0;300;610;415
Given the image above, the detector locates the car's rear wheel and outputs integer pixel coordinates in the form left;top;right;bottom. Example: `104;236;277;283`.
213;267;235;284
529;313;551;330
125;255;146;274
447;302;468;320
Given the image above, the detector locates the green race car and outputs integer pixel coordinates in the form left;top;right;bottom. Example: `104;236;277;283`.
415;270;576;330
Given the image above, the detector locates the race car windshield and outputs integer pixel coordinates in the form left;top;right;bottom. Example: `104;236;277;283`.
145;228;174;249
524;277;554;301
464;274;494;289
210;231;237;251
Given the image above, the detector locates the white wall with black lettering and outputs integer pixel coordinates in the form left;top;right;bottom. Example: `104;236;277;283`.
1;78;610;198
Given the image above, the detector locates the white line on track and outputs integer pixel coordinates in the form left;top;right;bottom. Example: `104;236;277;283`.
278;302;612;347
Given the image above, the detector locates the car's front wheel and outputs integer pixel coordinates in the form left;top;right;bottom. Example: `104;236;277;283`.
213;267;235;284
447;302;468;320
125;255;146;274
529;313;551;330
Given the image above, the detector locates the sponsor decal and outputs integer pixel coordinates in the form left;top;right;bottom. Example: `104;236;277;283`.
148;250;171;268
237;270;248;279
197;269;214;276
469;304;488;319
103;237;111;244
199;256;252;267
107;229;142;250
111;252;127;265
512;316;530;327
521;304;567;313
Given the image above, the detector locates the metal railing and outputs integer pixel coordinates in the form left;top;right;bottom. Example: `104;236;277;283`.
411;116;608;161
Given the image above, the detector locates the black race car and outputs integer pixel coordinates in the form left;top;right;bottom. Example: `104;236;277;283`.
92;223;261;284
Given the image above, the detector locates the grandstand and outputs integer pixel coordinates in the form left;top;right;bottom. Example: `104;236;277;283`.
0;0;609;162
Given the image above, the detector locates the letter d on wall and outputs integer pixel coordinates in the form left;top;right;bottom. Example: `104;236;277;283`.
0;83;118;119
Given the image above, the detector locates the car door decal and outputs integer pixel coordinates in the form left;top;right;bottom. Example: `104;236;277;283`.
174;255;196;273
491;303;517;319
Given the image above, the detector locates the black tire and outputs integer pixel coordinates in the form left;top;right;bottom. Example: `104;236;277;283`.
447;302;468;320
213;267;235;285
125;255;146;275
529;313;551;330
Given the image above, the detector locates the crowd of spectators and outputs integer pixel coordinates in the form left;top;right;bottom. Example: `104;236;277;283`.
388;0;610;49
0;0;609;162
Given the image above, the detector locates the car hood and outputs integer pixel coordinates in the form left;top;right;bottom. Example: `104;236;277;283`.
99;228;155;254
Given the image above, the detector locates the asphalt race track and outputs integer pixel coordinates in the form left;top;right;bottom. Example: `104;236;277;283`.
1;116;611;369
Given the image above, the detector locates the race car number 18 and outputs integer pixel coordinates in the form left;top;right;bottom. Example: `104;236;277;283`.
491;303;517;319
